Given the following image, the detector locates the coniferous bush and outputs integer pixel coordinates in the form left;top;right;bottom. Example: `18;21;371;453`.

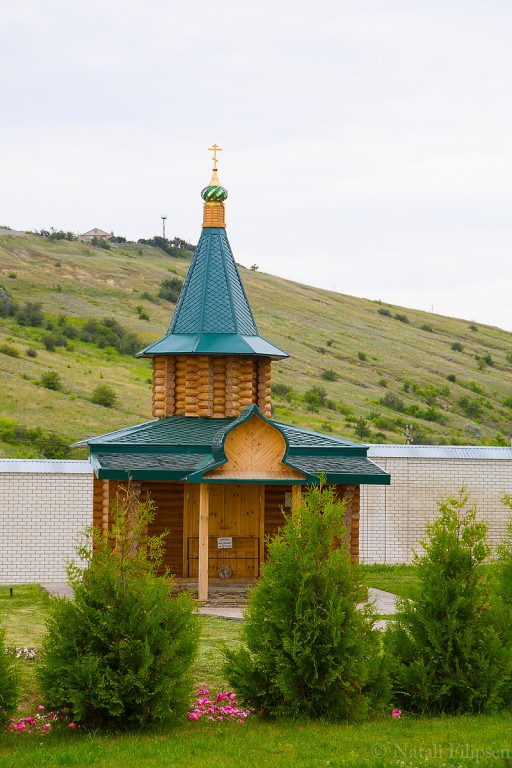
386;489;512;715
0;624;19;726
223;484;389;721
39;486;200;729
494;493;512;704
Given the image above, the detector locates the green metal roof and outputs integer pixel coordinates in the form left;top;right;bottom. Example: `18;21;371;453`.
137;228;288;359
84;406;390;486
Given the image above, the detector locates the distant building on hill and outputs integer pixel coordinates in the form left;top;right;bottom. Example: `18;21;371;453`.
80;228;111;242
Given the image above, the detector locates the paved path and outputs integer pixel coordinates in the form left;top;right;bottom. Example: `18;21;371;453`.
41;584;398;627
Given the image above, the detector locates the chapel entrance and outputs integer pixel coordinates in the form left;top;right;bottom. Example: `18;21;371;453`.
184;484;264;579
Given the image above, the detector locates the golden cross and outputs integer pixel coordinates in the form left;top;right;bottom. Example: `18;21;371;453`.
208;143;222;169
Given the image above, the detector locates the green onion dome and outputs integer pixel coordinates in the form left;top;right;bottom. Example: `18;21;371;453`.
201;183;228;202
201;168;228;202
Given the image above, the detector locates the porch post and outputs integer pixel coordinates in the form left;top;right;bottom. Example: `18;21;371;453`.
198;483;209;601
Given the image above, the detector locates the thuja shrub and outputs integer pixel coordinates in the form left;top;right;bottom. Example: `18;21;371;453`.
38;486;200;729
386;489;512;715
0;624;19;726
493;493;512;705
224;484;389;721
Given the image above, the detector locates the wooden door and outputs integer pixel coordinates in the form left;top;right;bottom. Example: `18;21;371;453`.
184;484;263;578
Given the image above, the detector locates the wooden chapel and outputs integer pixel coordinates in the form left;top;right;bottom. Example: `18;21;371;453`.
83;147;390;600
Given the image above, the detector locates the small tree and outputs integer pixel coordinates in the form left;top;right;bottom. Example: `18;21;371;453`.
91;384;117;408
223;483;388;721
40;370;62;391
39;485;200;729
386;489;512;715
354;416;370;440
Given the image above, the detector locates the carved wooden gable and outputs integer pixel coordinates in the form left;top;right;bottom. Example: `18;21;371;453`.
204;411;306;481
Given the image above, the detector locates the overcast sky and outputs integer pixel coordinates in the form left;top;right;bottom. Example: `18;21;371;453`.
1;1;511;331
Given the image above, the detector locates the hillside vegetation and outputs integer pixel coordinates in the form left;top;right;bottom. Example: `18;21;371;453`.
1;230;512;458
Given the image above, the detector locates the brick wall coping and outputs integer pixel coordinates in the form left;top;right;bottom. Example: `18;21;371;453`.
367;445;512;460
0;459;93;474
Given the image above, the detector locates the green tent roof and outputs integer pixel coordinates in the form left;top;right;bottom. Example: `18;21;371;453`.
137;227;288;359
82;406;390;486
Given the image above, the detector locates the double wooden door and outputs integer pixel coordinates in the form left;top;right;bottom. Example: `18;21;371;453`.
184;484;264;578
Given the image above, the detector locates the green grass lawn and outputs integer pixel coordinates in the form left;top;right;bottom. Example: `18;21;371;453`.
359;564;420;601
1;579;512;768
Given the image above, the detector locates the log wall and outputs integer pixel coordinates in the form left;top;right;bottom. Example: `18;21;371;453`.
142;482;185;576
152;355;272;418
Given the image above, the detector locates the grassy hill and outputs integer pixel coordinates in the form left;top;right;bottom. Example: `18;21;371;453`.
1;230;512;459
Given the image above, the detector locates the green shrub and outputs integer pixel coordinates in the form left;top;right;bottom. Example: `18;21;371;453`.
321;368;338;381
369;413;396;431
420;324;434;332
224;484;389;720
91;384;117;408
25;347;37;358
506;352;512;365
41;333;68;352
0;418;70;458
138;236;194;258
386;489;512;715
80;318;140;355
158;278;183;303
15;302;44;327
0;344;19;357
47;229;76;241
476;353;494;369
91;236;111;249
406;404;443;423
393;313;409;324
39;487;200;729
0;624;19;726
40;370;62;391
136;306;150;321
380;392;405;412
458;396;482;420
0;285;17;317
272;382;293;397
451;342;464;352
447;373;456;382
377;308;392;317
140;291;157;304
303;385;327;411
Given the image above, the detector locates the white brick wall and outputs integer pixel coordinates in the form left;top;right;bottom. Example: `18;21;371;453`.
361;454;512;563
1;452;511;577
0;462;93;584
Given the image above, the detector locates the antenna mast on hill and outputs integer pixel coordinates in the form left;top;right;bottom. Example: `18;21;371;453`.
161;216;167;239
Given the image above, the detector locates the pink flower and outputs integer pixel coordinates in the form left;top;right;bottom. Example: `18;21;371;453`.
37;705;45;711
392;708;402;718
68;722;76;729
187;712;199;721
